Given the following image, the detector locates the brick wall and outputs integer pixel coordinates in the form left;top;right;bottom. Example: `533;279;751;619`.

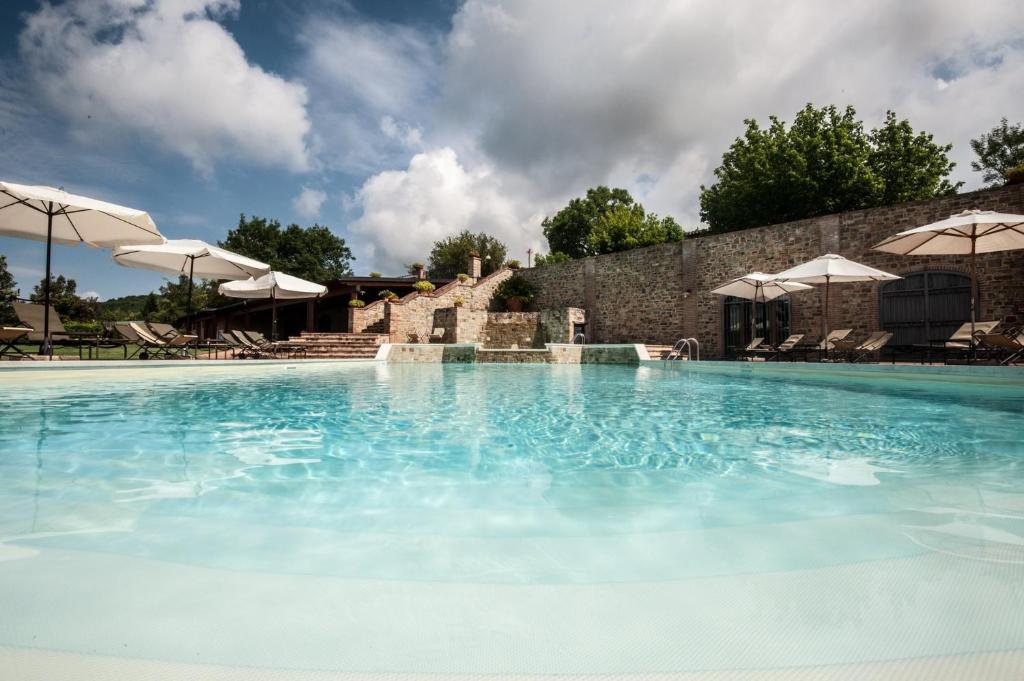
521;184;1024;358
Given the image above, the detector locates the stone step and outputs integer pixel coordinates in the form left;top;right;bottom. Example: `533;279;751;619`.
645;344;684;360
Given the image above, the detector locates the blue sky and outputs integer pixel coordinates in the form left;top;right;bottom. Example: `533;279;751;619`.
1;1;1022;300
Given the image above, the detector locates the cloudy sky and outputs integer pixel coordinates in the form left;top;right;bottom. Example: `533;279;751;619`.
0;0;1021;299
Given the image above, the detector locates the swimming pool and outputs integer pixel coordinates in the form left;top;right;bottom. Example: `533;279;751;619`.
1;361;1022;679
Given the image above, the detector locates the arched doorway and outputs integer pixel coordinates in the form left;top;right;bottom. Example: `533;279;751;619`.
879;271;973;346
722;296;791;356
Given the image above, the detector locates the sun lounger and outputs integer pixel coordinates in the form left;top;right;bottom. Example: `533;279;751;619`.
748;334;805;361
429;327;446;343
976;328;1024;365
913;321;1000;363
737;337;765;360
147;323;197;344
226;330;264;358
241;331;307;359
0;326;32;359
113;321;191;359
833;331;893;363
12;302;96;348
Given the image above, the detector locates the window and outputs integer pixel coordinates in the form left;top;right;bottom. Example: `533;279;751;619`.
722;296;791;356
879;271;973;346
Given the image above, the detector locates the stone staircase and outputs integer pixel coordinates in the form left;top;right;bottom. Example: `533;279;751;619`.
291;332;387;359
645;344;685;360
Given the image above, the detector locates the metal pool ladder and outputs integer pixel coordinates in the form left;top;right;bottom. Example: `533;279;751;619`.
664;337;699;361
572;332;586;345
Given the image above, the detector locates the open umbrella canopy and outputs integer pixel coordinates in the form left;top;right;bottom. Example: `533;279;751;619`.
872;209;1024;344
219;271;327;300
711;272;813;302
0;181;163;246
112;239;269;280
220;272;327;341
774;254;900;343
0;181;165;354
773;254;900;284
872;210;1024;256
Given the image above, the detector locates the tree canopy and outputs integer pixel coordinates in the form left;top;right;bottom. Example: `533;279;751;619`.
587;203;683;254
970;118;1024;186
541;186;635;259
219;215;354;283
428;230;507;279
30;275;98;322
0;255;18;326
699;104;961;233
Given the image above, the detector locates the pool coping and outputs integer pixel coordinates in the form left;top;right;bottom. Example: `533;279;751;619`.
0;358;382;372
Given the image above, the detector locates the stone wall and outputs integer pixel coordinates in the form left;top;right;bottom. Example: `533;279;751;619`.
482;312;542;348
349;301;386;333
520;184;1024;358
386;268;515;343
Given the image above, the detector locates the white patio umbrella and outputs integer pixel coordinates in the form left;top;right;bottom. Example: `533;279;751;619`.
711;272;813;342
774;254;900;342
872;209;1024;339
112;239;270;327
0;181;164;353
219;271;327;340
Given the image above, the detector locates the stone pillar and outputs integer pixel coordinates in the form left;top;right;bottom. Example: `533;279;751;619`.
306;300;316;333
384;302;402;343
415;264;426;280
469;252;481;279
583;258;598;342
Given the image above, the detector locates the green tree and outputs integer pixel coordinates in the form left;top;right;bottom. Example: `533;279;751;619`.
700;104;961;233
869;111;960;204
30;274;98;322
220;215;355;283
970;118;1024;186
151;276;220;324
427;230;507;279
533;251;571;266
587;204;683;254
0;255;18;325
542;186;634;258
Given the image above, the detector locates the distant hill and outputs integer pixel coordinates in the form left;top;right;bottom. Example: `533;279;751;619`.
98;293;155;319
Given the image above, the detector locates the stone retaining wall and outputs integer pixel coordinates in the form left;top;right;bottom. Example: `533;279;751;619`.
520;184;1024;358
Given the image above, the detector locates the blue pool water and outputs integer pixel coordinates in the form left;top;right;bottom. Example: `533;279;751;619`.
0;362;1022;677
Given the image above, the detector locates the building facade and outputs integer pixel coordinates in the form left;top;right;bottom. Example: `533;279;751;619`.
520;184;1024;358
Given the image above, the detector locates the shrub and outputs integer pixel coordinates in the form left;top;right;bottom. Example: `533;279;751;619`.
453;296;465;307
457;272;470;282
1007;164;1024;185
378;289;398;300
534;251;571;266
494;276;536;303
348;299;366;308
64;320;104;335
505;259;521;269
412;280;436;293
369;271;382;278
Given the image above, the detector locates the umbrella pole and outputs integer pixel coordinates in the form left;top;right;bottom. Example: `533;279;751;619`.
272;291;277;342
970;237;977;362
185;257;195;334
42;204;53;357
823;276;830;361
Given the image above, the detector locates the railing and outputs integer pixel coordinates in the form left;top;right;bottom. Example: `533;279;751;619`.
571;332;586;345
664;337;699;361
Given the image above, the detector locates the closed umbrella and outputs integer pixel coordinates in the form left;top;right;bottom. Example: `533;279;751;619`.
774;254;900;342
219;271;327;340
113;239;270;330
872;210;1024;339
0;181;164;353
711;272;813;343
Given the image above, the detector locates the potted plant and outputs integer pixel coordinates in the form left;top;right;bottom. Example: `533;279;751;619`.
348;299;366;308
453;295;465;308
412;280;436;293
468;250;480;258
494;276;536;312
505;259;521;270
457;272;470;282
369;271;382;278
379;289;399;302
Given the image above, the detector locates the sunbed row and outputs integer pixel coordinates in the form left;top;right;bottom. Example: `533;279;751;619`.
738;321;1024;365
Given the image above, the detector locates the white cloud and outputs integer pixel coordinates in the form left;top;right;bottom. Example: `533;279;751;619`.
80;290;101;301
293;187;327;219
350;0;1024;267
348;147;545;271
298;15;438;173
18;0;312;175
